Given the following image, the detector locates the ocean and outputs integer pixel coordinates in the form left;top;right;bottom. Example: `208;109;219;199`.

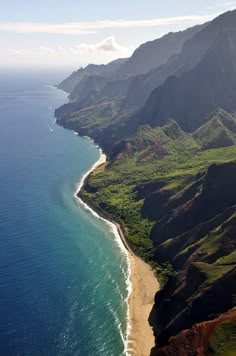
0;70;129;355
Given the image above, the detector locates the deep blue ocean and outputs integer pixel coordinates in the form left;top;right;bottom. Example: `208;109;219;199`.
0;70;129;355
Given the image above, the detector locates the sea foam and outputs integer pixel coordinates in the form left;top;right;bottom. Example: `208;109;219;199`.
74;145;132;356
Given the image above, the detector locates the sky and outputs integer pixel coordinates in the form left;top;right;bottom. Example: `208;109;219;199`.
0;0;236;71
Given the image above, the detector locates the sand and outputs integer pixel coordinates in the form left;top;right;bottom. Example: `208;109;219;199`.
127;255;160;356
77;148;160;355
115;224;160;356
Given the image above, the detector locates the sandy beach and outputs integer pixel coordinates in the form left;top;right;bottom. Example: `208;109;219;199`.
127;255;160;356
77;148;160;356
115;224;160;356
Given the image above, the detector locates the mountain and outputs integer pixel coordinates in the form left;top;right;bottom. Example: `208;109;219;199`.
122;21;213;109
69;75;108;102
155;309;236;356
57;23;205;106
123;10;236;111
137;10;236;132
117;24;205;78
193;108;236;149
56;10;236;156
55;9;236;355
79;137;236;353
149;162;236;351
58;58;127;94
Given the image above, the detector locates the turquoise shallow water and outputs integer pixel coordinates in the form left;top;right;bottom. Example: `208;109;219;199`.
0;72;129;355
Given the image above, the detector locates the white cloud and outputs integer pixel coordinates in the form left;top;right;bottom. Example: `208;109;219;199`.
0;15;213;35
222;1;236;6
96;36;124;51
4;36;133;68
70;36;127;54
207;1;236;10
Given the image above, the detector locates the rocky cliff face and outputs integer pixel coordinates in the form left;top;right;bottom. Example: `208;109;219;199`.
154;309;236;356
151;163;236;246
55;9;236;355
138;12;236;131
144;162;236;351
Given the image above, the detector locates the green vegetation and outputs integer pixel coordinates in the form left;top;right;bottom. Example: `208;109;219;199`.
199;228;225;258
57;98;137;140
193;108;236;149
121;120;200;162
82;122;236;260
57;11;236;350
83;182;154;259
154;262;177;287
63;99;121;133
216;251;236;266
209;319;236;356
194;262;234;286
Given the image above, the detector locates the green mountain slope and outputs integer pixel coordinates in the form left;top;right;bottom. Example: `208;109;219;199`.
58;58;126;93
193;108;236;149
55;9;236;355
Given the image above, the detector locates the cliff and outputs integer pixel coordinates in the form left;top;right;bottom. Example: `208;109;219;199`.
55;9;236;355
155;309;236;356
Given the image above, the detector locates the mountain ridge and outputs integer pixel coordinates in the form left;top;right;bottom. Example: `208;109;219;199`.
58;22;205;109
55;9;236;355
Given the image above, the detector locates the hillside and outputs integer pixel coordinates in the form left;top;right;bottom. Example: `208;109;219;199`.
55;9;236;355
57;23;204;108
193;108;236;149
137;10;236;131
79;133;236;354
56;10;236;156
58;58;126;94
123;11;233;109
155;309;236;356
117;24;205;78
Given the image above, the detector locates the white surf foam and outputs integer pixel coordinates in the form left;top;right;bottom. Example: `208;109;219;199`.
74;147;132;356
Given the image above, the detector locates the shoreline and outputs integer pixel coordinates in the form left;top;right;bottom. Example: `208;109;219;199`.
74;144;160;356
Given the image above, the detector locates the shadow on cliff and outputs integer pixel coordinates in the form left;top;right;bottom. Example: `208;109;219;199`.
148;304;159;355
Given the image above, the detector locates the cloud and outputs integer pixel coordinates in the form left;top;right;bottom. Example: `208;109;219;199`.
70;36;127;54
207;1;236;10
222;1;236;6
4;36;133;68
96;36;123;51
0;15;213;35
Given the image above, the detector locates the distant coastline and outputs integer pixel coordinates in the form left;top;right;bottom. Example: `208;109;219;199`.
73;141;160;356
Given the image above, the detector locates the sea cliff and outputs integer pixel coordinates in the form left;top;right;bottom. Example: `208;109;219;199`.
56;9;236;355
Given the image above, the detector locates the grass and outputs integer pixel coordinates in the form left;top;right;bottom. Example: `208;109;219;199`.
216;251;236;266
194;262;234;285
193;108;236;149
197;228;225;259
83;124;236;260
209;319;236;355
